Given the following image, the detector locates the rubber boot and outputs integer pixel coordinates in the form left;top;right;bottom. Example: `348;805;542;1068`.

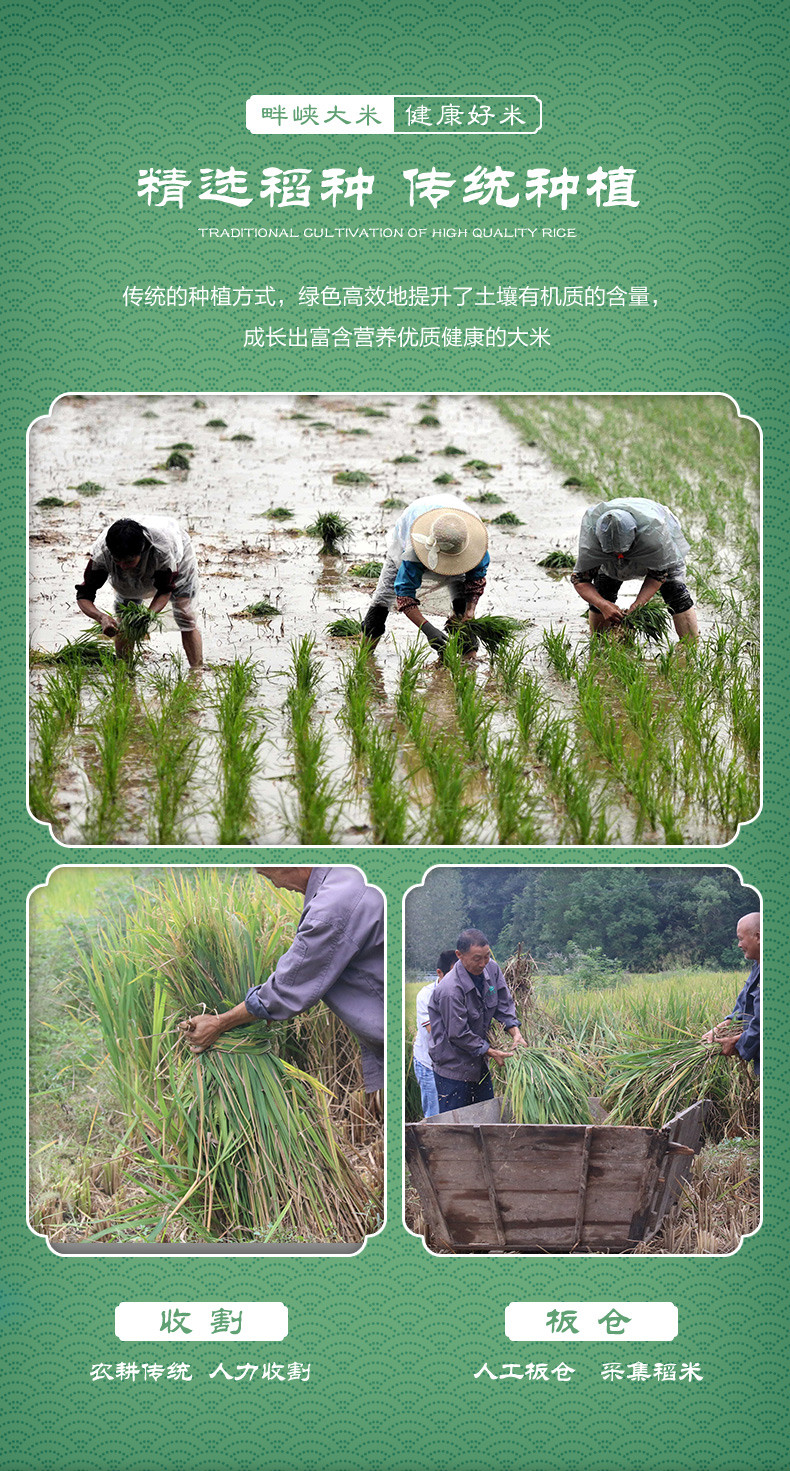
361;603;389;644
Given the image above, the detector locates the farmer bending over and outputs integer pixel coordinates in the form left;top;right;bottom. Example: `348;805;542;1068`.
75;515;203;668
428;929;527;1113
702;911;761;1077
180;867;385;1094
361;495;489;654
571;496;699;641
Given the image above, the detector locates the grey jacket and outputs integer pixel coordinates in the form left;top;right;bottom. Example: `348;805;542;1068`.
427;959;518;1082
245;867;385;1091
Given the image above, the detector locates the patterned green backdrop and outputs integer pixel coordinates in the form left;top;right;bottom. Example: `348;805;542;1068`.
4;1;789;1467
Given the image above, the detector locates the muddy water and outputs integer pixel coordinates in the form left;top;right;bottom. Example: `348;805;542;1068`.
28;392;717;848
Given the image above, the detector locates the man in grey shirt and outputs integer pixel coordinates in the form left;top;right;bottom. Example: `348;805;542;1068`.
571;496;698;641
428;929;527;1112
180;866;384;1091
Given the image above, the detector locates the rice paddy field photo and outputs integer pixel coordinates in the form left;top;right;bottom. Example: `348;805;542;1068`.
28;392;759;846
404;867;760;1254
29;868;383;1248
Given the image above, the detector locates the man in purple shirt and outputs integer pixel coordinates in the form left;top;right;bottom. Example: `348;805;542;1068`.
428;929;527;1112
180;866;385;1092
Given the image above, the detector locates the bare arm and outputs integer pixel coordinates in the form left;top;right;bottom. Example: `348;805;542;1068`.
179;1001;256;1054
627;575;663;612
573;578;625;625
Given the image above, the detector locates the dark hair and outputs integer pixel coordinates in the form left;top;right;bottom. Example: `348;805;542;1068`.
438;949;457;975
105;519;146;559
456;928;489;954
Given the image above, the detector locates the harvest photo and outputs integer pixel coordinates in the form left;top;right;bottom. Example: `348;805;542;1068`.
28;392;759;847
29;865;384;1251
404;865;760;1255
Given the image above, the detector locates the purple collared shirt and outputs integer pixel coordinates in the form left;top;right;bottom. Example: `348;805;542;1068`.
427;958;518;1082
245;867;385;1091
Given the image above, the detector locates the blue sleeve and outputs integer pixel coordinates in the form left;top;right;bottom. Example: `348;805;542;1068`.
736;990;760;1063
394;558;424;598
465;551;490;580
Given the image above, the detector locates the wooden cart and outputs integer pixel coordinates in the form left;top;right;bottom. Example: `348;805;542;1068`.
405;1097;706;1252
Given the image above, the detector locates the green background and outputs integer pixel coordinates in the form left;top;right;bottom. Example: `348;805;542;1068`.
5;1;789;1467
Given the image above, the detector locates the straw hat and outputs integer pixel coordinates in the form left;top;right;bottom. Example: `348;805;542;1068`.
409;507;489;575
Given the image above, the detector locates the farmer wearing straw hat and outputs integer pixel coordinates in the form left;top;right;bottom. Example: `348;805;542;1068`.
571;496;699;641
180;866;385;1093
360;495;490;652
75;514;203;667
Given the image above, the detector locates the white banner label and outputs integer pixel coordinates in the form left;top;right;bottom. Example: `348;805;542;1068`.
115;1302;288;1342
505;1302;678;1342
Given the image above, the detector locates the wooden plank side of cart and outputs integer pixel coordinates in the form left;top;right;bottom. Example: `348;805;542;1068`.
406;1100;706;1252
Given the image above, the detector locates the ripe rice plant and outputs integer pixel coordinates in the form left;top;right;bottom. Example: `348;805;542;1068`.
211;659;265;845
83;661;136;843
78;871;372;1241
306;510;352;551
143;667;204;844
501;1048;594;1125
602;1032;757;1137
285;636;338;843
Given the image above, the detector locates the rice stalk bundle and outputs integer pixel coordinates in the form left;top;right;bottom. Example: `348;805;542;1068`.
306;510;352;551
328;617;363;638
538;549;575;569
620;599;672;643
447;614;525;655
501;1048;594;1126
80;871;372;1241
30;629;113;667
601;1031;757;1135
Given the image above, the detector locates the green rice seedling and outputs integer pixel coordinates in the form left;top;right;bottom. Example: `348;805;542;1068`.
395;644;429;726
659;798;685;845
729;676;760;760
310;421;333;429
491;511;523;525
327;617;363;637
433;472;458;486
365;726;408;844
358;406;389;417
70;481;105;496
538;548;575;569
83;662;136;843
557;762;614;845
442;634;494;760
455;614;525;655
348;561;383;578
574;670;626;772
165;450;189;471
620;599;671;643
192;399;206;408
542;626;578;680
437;444;466;456
380;496;406;509
392;455;419;464
143;668;203;844
602;1031;756;1136
36;496;66;508
514;674;549;750
501;1049;594;1125
463;459;501;471
141;410;158;418
231;433;254;441
285;636;339;844
30;629;113;668
492;640;529;697
535;716;571;781
288;412;311;420
233;599;280;620
333;470;371;486
422;733;473;845
206;418;227;427
170;442;194;450
417;414;440;426
262;506;294;520
339;638;377;763
487;738;538;845
467;490;504;504
133;477;165;485
211;659;265;845
29;662;85;826
306;510;352;552
79;871;371;1240
114;603;164;670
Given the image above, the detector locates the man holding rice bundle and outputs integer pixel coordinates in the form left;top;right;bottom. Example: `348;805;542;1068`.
75;514;203;667
181;866;385;1093
428;929;527;1113
360;495;490;653
571;496;699;641
702;911;761;1077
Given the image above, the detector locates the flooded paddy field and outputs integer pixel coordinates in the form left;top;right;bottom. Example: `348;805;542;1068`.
28;393;759;847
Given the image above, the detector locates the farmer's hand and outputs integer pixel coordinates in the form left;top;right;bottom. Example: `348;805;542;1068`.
99;614;119;637
719;1034;742;1058
179;1014;225;1054
420;619;449;652
600;601;625;625
701;1028;715;1043
486;1046;514;1066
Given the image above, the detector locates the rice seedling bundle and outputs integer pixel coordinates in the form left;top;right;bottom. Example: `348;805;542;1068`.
348;561;383;579
80;872;371;1241
491;511;523;526
620;599;671;643
538;549;575;569
164;450;190;471
233;599;280;620
306;509;353;550
328;617;363;638
602;1031;757;1134
30;629;114;667
501;1048;594;1126
448;614;525;654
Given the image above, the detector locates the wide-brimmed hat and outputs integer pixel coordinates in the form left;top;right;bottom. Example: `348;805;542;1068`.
409;507;489;575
